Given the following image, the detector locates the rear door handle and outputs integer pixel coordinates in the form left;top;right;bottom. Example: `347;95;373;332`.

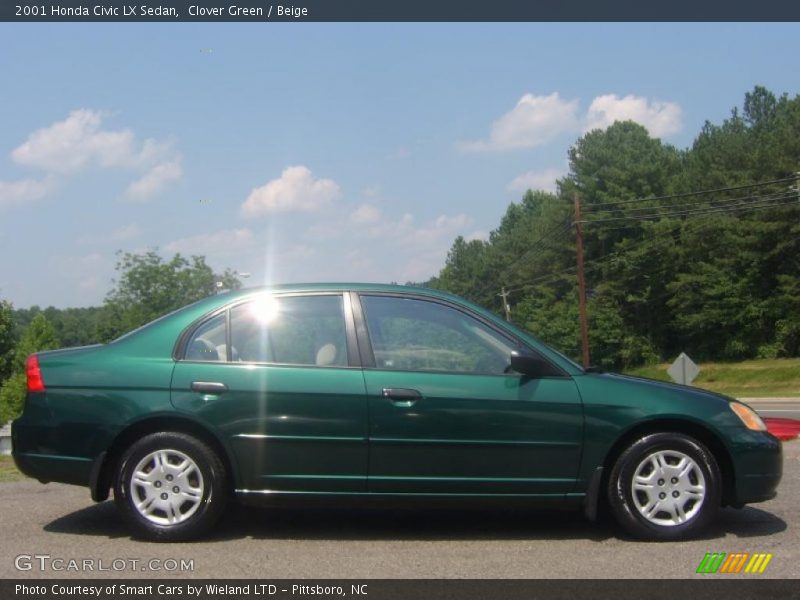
191;381;228;395
382;388;422;406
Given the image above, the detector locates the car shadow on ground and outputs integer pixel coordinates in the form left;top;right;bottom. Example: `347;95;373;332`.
43;501;786;544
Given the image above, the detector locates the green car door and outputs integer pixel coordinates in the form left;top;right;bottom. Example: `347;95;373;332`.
356;293;584;496
171;293;368;494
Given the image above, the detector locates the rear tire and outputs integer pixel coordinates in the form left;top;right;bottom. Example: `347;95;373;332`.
114;432;227;542
608;432;721;540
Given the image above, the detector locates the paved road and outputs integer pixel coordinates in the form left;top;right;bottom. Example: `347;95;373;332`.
748;398;800;421
1;441;797;580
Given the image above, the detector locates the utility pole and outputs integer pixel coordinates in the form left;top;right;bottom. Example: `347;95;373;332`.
499;286;511;321
574;193;591;368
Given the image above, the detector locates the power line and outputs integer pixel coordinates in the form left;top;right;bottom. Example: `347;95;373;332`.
590;185;798;214
497;175;799;300
579;191;797;225
500;177;799;284
587;175;797;210
501;198;798;296
505;220;691;294
500;219;573;277
504;228;685;294
588;193;797;224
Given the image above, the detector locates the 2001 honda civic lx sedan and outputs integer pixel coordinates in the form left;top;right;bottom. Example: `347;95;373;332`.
13;284;782;541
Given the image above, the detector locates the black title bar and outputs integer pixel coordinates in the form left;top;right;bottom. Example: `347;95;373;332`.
3;0;800;22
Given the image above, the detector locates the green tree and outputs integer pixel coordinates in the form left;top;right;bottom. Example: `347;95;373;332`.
0;314;59;424
100;250;242;341
429;236;490;303
14;305;107;348
0;300;15;384
432;87;800;368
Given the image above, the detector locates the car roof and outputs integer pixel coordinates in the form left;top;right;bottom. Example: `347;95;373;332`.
220;282;460;301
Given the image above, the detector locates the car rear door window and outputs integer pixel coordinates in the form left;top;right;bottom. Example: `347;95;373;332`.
230;294;348;367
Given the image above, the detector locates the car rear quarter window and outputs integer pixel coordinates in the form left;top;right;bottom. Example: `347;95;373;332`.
230;294;348;367
185;313;227;361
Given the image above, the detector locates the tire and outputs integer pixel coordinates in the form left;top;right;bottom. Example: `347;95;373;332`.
607;432;721;541
114;432;228;542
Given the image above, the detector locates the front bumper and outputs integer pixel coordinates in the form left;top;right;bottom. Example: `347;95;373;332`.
727;428;782;505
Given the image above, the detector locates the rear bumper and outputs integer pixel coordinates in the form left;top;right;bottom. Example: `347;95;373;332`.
728;429;782;505
12;418;93;487
13;452;93;486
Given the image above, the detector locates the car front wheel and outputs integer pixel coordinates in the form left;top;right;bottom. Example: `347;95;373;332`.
114;432;227;541
608;432;721;540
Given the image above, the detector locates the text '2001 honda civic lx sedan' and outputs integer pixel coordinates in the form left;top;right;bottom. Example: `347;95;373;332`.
12;284;782;541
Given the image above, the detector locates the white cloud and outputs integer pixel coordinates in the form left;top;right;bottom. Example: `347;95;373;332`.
56;252;108;274
308;207;471;245
349;203;381;224
359;212;473;281
78;223;143;245
343;249;376;272
465;230;489;242
0;176;53;209
166;228;255;256
387;147;410;160
241;166;341;216
404;214;472;245
11;109;170;173
458;93;580;152
507;167;566;193
361;185;381;198
585;94;682;138
282;243;316;260
154;204;474;288
110;223;143;241
5;109;182;203
298;205;474;282
125;159;183;200
78;275;101;292
162;227;319;287
458;92;683;153
46;252;114;306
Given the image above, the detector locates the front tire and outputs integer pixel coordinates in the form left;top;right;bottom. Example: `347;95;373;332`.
608;432;721;540
114;432;227;541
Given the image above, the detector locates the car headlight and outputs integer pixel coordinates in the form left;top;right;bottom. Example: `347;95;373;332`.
730;402;767;431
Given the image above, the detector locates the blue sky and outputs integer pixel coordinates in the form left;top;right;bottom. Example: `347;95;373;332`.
1;23;798;308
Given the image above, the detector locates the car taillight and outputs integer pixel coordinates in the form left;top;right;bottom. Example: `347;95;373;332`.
26;354;46;392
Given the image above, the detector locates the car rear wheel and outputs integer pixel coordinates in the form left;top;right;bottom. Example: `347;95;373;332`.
608;432;721;540
114;432;227;541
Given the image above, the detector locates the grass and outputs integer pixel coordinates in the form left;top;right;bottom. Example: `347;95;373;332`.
0;455;23;482
625;357;800;398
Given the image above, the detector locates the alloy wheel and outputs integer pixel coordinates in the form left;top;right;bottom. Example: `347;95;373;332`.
129;449;205;526
630;449;706;526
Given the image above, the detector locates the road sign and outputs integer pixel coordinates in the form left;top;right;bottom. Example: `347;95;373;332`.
668;352;700;385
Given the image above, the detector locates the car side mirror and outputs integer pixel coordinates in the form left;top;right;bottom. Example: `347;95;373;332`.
510;350;559;377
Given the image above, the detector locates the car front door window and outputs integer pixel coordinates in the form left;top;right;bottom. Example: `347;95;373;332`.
360;295;515;375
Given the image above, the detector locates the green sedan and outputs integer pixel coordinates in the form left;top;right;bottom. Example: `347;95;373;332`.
12;284;782;541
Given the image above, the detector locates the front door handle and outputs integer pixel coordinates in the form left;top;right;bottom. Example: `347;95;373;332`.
191;381;228;395
382;388;422;406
